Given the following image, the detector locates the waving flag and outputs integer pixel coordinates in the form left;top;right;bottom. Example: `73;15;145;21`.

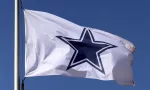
24;9;135;86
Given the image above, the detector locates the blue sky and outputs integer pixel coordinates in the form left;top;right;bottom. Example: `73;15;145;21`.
0;0;150;90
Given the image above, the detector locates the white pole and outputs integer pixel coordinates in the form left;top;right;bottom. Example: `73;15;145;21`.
14;0;20;90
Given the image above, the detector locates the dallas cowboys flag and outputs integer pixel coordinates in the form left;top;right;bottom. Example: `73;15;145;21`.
24;9;135;86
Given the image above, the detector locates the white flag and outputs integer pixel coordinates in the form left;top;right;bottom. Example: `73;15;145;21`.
24;9;135;86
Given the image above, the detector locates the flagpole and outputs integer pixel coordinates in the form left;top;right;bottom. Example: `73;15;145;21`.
14;0;20;90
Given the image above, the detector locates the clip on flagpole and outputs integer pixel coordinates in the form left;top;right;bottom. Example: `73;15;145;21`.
20;0;24;10
21;77;26;90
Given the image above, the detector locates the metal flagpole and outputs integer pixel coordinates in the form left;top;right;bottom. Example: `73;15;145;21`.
14;0;20;90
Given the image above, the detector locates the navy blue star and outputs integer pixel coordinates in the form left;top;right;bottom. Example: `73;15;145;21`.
57;28;117;74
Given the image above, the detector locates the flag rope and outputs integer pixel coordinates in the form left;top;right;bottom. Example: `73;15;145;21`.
20;0;25;90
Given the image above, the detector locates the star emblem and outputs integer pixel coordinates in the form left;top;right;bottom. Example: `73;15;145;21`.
56;28;117;74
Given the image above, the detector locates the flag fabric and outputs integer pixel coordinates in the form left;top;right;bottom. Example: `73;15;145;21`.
24;9;135;86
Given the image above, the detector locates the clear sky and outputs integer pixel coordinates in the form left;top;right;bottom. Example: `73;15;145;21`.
0;0;150;90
